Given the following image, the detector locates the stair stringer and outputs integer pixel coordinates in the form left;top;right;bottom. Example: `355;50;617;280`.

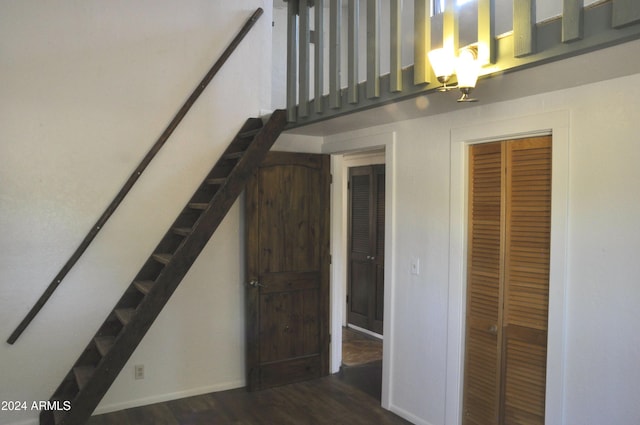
41;109;286;425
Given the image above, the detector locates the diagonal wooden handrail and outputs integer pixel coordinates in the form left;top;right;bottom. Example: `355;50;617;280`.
7;7;264;345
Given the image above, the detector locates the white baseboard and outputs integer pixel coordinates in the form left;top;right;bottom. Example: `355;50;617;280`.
4;419;38;425
347;324;383;340
389;403;435;425
3;381;245;425
93;379;245;416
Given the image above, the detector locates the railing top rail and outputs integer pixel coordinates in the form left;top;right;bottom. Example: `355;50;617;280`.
285;0;640;128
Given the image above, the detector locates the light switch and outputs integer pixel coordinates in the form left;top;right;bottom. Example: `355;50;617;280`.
410;257;420;275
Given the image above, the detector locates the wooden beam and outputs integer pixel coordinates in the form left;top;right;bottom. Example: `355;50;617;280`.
390;0;402;92
367;0;381;98
612;0;640;28
299;0;311;118
329;0;342;109
315;0;325;113
562;0;583;42
414;0;431;85
287;0;299;122
478;0;496;64
513;0;536;57
348;0;359;104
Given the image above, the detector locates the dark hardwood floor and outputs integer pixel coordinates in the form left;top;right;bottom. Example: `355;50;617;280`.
86;328;399;424
86;372;410;425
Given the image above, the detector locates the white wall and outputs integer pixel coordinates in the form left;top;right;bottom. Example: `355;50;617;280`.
3;2;639;425
321;69;640;424
0;1;272;424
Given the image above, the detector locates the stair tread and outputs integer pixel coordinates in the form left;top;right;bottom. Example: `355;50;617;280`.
188;202;209;210
114;308;136;325
73;366;95;390
206;177;226;185
238;127;261;138
152;253;173;264
53;409;66;424
52;393;74;402
133;280;155;295
49;393;74;423
223;151;244;160
94;336;116;357
172;227;192;236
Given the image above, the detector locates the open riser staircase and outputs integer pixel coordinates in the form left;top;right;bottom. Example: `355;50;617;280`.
40;109;286;425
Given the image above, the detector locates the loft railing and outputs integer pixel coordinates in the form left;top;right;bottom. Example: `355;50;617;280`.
7;8;264;345
284;0;640;126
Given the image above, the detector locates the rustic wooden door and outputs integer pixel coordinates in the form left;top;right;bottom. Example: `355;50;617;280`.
347;165;385;335
463;136;551;425
245;151;330;391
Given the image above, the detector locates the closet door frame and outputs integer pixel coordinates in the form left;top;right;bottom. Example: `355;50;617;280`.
447;111;570;425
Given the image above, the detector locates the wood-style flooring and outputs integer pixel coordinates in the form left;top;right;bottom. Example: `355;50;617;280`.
87;328;399;424
86;373;410;425
342;327;383;367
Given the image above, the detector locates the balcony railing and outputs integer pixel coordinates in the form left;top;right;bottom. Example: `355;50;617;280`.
284;0;640;126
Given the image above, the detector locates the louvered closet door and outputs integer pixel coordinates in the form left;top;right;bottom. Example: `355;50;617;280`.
463;136;551;425
501;137;551;424
348;165;385;334
464;142;505;425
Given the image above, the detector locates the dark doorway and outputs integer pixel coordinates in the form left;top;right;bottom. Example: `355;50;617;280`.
347;164;385;335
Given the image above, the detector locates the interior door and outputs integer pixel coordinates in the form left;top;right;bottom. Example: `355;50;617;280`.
347;165;385;335
245;151;330;391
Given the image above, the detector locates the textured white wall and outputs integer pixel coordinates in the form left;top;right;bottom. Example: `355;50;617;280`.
319;51;640;423
0;1;271;424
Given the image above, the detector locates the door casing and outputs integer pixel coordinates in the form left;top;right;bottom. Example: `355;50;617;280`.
324;133;395;410
448;111;570;424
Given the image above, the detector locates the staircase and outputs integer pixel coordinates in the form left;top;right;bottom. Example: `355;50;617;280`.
40;109;287;425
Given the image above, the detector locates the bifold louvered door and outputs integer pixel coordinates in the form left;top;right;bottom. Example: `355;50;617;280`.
463;136;551;425
347;165;385;334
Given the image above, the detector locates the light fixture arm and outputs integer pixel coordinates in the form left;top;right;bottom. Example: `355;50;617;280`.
457;87;477;102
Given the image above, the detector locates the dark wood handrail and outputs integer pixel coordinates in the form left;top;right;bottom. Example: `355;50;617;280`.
7;7;264;345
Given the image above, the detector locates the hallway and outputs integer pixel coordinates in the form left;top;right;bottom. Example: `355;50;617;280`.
340;326;384;401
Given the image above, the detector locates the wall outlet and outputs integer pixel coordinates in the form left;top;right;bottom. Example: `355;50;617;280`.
134;364;144;380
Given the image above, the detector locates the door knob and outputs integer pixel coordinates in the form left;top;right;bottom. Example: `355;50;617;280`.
248;280;266;288
488;324;498;335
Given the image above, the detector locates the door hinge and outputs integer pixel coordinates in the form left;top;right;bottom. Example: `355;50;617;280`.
329;333;332;344
329;254;332;264
346;295;349;304
330;174;333;184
